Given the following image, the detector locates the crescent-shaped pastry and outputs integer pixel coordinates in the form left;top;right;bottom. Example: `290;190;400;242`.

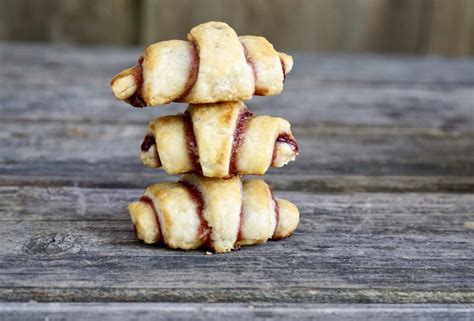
111;21;293;107
128;174;299;253
140;101;299;178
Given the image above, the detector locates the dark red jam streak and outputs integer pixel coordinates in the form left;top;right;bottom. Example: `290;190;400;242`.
176;43;200;102
280;58;286;81
133;225;139;240
269;188;281;240
272;134;299;164
179;181;212;248
241;43;257;82
182;112;202;174
140;134;161;164
140;134;155;151
139;195;164;243
126;56;146;108
229;110;254;175
236;203;245;243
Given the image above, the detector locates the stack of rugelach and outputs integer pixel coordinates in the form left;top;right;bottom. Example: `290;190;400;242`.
111;22;300;253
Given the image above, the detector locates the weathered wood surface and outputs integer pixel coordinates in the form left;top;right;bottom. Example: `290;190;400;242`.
0;121;473;191
1;303;473;321
0;43;473;192
1;187;473;303
0;43;473;319
2;44;474;128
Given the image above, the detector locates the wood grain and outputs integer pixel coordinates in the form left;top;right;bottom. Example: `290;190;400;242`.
0;43;473;317
1;44;474;131
428;0;474;56
0;122;473;191
1;303;473;321
1;43;473;192
0;187;473;303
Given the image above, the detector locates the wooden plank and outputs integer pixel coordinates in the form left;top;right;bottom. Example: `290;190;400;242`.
4;43;474;84
0;0;138;45
0;0;58;42
2;121;473;169
0;303;473;321
3;186;474;221
2;164;474;192
137;0;417;54
0;187;473;303
139;0;474;56
346;0;432;53
1;44;474;132
427;0;474;56
140;0;351;52
0;119;472;191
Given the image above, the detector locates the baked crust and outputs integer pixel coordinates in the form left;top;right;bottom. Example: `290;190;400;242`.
185;22;254;103
189;101;245;177
110;66;138;100
111;21;293;107
143;40;195;106
237;115;292;175
182;175;242;253
238;179;277;246
239;36;284;96
128;175;299;253
146;115;194;174
140;101;298;177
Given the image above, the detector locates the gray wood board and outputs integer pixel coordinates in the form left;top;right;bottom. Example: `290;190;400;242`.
1;122;473;169
0;303;473;321
1;44;473;192
2;163;474;192
1;43;474;134
1;44;473;193
0;121;473;191
1;43;474;312
0;186;473;303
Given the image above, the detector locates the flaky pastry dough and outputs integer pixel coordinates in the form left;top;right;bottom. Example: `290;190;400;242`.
128;174;299;253
140;101;298;177
111;21;293;107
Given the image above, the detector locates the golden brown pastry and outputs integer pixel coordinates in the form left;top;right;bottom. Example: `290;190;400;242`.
111;21;293;107
128;174;299;253
140;101;298;178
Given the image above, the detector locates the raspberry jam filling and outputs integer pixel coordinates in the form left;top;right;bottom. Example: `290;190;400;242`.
126;56;146;108
176;43;200;102
140;195;163;241
133;225;139;240
271;134;299;165
280;58;287;81
229;109;254;175
140;134;161;164
183;112;201;174
242;43;257;81
179;181;211;248
140;134;155;152
269;188;281;240
236;204;245;243
276;134;298;153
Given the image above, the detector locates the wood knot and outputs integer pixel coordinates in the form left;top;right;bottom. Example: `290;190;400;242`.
22;233;79;255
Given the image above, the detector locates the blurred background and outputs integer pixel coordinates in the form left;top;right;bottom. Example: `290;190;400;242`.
1;0;473;56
